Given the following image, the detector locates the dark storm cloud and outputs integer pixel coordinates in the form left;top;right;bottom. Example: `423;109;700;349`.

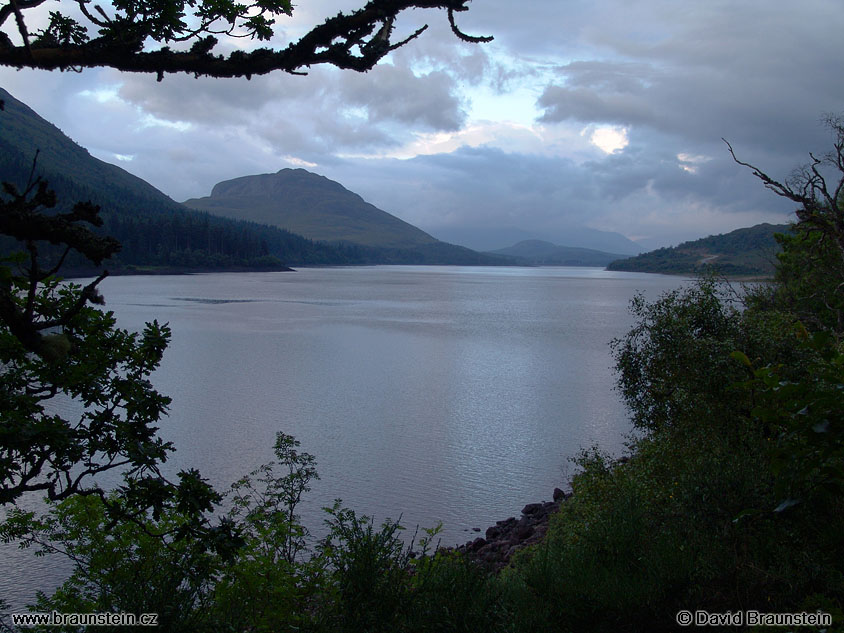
337;65;466;130
327;136;796;249
535;0;844;152
117;73;299;124
113;55;467;154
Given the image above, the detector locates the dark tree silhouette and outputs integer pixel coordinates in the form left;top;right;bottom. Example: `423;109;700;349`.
0;0;490;79
724;114;844;270
725;115;844;331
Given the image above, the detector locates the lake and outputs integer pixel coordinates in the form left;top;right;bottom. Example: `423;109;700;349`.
2;265;691;610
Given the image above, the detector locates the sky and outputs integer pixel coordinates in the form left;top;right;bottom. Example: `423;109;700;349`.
2;0;844;250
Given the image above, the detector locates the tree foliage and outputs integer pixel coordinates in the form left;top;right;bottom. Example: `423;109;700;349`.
721;115;844;509
0;173;150;504
9;431;482;633
0;173;241;565
0;0;490;79
612;278;747;435
734;327;844;510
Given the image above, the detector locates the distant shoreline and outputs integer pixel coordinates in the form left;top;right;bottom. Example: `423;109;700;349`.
61;264;295;278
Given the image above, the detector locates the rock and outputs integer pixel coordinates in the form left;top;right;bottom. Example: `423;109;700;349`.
522;502;543;516
451;487;572;572
467;537;486;552
515;524;534;540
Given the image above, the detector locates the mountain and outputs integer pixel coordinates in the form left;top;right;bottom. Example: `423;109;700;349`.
607;223;791;276
0;86;367;271
489;240;628;267
183;169;504;265
185;170;436;248
427;225;644;255
0;87;184;217
0;88;497;269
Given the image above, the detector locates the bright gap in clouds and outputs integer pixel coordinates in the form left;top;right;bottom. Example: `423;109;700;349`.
468;85;539;127
139;114;193;131
588;126;629;154
78;87;121;103
677;153;711;174
285;156;318;168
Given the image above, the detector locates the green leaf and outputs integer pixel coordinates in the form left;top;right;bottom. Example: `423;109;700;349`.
730;350;753;368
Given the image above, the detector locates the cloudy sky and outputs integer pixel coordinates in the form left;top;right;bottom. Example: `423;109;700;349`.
2;0;843;249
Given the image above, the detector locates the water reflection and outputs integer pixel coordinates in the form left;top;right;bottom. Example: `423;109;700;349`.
2;266;690;610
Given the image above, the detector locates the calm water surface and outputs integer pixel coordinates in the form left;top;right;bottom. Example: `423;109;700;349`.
2;265;690;610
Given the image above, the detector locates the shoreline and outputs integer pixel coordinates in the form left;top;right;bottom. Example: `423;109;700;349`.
450;487;571;571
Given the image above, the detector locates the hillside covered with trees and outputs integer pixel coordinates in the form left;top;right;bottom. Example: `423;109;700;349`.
0;87;371;271
608;222;790;276
1;87;503;271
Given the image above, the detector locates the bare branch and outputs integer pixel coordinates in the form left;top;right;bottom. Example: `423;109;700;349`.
0;0;46;32
723;138;801;204
388;24;427;51
725;122;844;275
9;0;31;56
448;6;492;43
76;0;110;28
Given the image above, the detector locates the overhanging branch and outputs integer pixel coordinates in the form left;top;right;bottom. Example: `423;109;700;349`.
0;0;492;78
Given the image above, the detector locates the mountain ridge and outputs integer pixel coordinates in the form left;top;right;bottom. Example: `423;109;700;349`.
0;87;501;268
0;87;183;215
184;168;440;249
607;222;791;276
428;225;644;255
489;239;628;267
0;86;366;271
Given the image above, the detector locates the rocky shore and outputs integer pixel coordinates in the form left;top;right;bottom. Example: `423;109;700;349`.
453;487;571;571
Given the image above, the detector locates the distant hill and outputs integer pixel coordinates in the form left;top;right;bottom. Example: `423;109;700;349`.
183;169;503;265
489;240;628;266
607;223;791;276
428;225;644;255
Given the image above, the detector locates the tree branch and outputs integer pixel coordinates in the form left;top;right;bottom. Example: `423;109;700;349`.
8;0;31;56
448;6;492;43
0;0;491;78
726;116;844;286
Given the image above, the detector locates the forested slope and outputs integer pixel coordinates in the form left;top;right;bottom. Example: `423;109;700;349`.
608;222;789;275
